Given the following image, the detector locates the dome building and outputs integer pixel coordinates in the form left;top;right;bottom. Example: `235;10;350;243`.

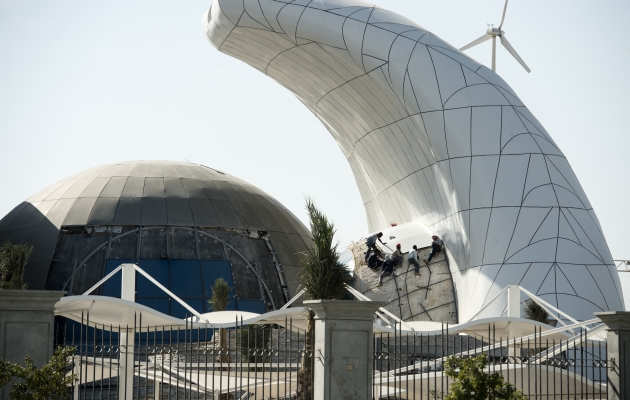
0;160;311;316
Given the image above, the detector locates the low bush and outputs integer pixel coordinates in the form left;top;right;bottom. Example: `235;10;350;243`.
0;347;77;400
443;354;526;400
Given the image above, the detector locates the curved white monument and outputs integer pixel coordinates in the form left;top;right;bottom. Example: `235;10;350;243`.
202;0;624;321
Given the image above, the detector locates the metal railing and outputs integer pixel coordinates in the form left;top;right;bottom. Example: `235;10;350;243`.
614;260;630;273
56;313;314;399
372;323;609;399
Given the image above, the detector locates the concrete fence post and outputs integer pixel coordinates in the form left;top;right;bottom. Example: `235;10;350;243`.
305;300;383;400
594;311;630;400
0;289;66;400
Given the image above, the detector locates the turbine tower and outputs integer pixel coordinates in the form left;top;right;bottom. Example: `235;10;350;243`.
460;0;530;73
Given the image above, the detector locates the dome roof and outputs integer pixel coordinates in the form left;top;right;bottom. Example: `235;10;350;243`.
0;160;311;290
2;160;308;234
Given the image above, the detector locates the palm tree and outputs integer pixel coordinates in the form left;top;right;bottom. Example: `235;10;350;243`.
296;198;352;399
0;242;32;290
208;277;230;312
208;278;231;363
298;198;351;300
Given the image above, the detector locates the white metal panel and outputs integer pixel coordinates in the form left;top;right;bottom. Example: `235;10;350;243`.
492;155;530;206
430;48;467;103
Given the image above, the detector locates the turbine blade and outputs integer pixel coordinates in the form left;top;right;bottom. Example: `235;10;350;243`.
460;34;493;51
500;35;531;72
498;0;509;29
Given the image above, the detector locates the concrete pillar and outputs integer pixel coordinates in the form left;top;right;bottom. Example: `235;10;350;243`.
0;290;66;400
305;300;382;400
594;311;630;400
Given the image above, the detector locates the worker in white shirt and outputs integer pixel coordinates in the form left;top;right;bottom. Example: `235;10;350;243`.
408;245;421;276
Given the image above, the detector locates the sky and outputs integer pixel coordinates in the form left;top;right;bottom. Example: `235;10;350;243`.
1;0;629;307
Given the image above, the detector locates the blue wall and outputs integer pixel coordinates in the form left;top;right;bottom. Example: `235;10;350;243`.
102;259;265;317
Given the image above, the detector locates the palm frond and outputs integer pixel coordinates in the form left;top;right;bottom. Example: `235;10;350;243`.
298;197;351;300
523;299;548;323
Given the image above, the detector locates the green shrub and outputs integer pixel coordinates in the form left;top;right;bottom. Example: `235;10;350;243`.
444;354;526;400
0;347;77;400
207;277;231;312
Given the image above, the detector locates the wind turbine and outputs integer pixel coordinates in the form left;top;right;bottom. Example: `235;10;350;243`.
459;0;530;73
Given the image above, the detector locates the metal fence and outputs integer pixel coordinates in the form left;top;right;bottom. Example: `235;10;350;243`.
57;314;611;399
55;313;314;399
373;324;609;399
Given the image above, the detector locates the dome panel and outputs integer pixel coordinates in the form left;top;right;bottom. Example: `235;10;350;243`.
100;177;127;198
87;198;119;225
114;197;142;225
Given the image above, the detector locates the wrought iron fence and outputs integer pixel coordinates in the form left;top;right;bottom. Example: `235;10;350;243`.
373;323;609;399
56;312;612;399
55;313;314;399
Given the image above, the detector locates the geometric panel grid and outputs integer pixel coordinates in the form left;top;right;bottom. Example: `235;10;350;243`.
203;0;624;320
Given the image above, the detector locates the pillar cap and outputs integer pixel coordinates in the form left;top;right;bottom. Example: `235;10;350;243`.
0;290;66;311
594;311;630;331
304;300;383;321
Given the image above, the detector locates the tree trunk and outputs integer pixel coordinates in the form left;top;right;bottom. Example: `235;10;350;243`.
296;310;314;400
217;327;230;364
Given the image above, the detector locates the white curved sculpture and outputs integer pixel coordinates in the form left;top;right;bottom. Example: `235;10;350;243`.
202;0;624;321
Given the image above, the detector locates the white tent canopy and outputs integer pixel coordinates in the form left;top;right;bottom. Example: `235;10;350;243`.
55;295;579;341
55;295;259;330
56;295;381;333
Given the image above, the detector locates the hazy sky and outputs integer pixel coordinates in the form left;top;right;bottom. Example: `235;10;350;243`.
1;0;629;307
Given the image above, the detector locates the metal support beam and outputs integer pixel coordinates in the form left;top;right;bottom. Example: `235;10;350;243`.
119;263;136;400
263;235;291;303
134;265;206;321
281;288;306;309
344;283;414;331
507;285;520;318
121;263;135;303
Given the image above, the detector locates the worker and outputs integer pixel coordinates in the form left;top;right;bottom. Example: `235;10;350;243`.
377;255;395;286
365;232;386;262
367;249;384;270
423;235;444;265
408;245;421;276
391;243;403;267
